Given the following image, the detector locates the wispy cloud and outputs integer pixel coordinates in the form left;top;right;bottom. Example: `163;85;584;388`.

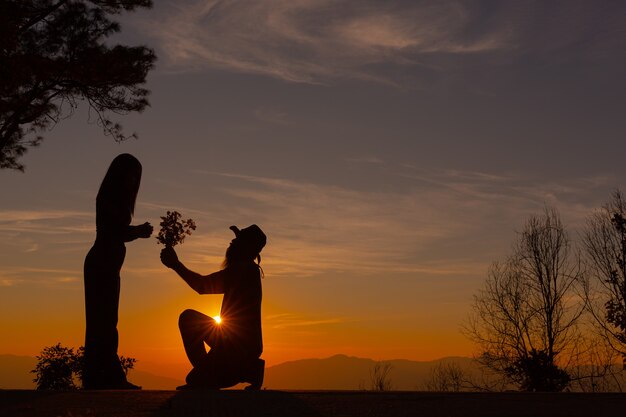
0;209;92;237
253;106;291;126
186;170;612;280
346;156;385;165
0;267;82;288
24;244;39;253
142;0;512;84
266;313;345;330
2;170;612;289
140;1;623;85
56;277;79;283
0;209;94;257
0;210;91;223
0;279;21;287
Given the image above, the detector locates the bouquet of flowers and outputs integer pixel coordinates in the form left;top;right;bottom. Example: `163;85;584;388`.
156;211;196;247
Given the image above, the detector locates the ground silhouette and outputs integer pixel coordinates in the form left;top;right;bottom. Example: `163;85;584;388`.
2;390;626;417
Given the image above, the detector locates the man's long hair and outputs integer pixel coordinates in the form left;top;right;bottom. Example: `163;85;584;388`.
222;243;264;276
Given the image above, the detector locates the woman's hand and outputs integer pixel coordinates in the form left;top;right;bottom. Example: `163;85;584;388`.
136;222;153;239
160;246;180;269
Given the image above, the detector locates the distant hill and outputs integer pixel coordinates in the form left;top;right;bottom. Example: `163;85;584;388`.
264;354;477;390
0;354;37;389
0;354;182;390
125;370;183;390
0;353;477;391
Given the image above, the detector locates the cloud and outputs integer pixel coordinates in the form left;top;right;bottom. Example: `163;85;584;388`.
0;210;91;223
0;209;94;258
185;170;612;280
0;210;92;236
0;267;82;288
2;170;613;290
253;106;291;125
140;0;624;85
56;277;79;283
142;0;511;83
345;156;385;165
25;244;39;253
266;313;345;329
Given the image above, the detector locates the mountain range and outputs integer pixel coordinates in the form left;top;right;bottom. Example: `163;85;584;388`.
264;354;476;390
0;353;476;390
0;354;183;390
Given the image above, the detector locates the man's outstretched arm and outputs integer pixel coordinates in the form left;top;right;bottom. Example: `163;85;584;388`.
160;246;225;294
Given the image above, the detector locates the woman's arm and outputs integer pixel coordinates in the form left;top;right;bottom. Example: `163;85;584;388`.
98;201;152;241
160;247;225;294
123;222;153;242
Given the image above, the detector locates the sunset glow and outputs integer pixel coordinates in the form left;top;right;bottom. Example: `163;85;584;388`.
1;0;626;390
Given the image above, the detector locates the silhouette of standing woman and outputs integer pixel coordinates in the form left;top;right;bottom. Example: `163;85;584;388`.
83;154;153;390
160;225;266;390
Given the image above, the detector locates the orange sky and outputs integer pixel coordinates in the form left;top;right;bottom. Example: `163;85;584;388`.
2;0;626;382
0;210;477;380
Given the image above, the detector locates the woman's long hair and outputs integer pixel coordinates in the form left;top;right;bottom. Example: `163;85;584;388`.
96;154;142;218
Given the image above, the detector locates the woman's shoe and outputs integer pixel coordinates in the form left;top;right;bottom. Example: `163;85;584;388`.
110;380;142;390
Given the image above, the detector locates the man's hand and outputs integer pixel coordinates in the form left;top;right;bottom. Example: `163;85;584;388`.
160;246;180;269
137;222;153;239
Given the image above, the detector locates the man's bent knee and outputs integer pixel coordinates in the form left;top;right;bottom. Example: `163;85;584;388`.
179;309;202;328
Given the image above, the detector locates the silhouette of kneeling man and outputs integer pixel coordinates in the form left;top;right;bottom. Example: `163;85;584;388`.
161;225;266;390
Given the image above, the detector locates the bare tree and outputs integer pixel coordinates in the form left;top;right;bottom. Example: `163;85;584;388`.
368;361;393;391
567;334;625;392
424;361;466;392
582;190;626;366
464;207;584;391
